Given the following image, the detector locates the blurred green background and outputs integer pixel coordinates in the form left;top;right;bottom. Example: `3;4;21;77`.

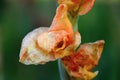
0;0;120;80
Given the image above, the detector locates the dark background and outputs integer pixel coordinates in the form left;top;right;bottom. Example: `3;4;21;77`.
0;0;120;80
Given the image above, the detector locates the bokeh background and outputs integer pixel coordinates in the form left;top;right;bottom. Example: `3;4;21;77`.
0;0;120;80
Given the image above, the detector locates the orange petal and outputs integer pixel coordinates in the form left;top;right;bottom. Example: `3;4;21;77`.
79;0;96;15
49;4;73;41
53;31;81;59
62;40;105;79
37;4;77;59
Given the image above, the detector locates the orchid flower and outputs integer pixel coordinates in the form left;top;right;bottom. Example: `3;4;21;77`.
19;4;81;65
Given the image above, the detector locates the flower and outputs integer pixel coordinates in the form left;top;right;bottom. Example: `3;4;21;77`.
57;0;96;15
62;40;105;79
19;4;81;65
19;1;105;80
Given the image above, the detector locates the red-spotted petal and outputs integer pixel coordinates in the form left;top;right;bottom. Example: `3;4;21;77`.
62;40;105;79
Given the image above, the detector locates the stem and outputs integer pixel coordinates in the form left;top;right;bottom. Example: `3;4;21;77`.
58;59;71;80
72;16;79;32
58;60;82;80
68;13;79;31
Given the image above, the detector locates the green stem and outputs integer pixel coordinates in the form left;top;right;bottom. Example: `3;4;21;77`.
68;14;79;32
58;59;71;80
72;16;79;32
58;60;82;80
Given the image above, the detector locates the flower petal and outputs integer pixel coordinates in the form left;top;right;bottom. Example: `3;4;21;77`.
37;4;74;53
53;31;81;58
74;31;81;49
37;31;81;59
37;4;79;59
49;4;73;40
79;0;96;15
62;40;105;79
37;30;70;53
19;27;56;65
